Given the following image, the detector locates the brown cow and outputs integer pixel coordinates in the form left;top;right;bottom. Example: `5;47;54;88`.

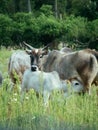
42;49;98;93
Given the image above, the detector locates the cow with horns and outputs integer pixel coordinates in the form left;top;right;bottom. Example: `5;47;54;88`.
8;41;48;86
41;49;98;94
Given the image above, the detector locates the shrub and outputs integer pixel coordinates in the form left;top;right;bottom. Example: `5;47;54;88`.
0;14;13;47
61;15;87;41
86;19;98;49
40;4;53;16
37;14;62;45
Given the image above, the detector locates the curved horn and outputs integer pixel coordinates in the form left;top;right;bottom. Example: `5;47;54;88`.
23;41;35;50
42;43;51;50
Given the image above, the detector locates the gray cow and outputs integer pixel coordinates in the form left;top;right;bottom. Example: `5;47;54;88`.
21;69;83;106
8;42;48;85
42;49;98;93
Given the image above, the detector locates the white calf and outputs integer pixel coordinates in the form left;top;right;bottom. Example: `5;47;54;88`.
21;70;83;105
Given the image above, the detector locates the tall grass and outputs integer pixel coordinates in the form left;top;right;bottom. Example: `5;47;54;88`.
0;48;98;130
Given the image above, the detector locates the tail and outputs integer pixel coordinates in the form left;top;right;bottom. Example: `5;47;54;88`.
86;49;98;60
93;51;98;60
89;55;96;71
89;54;98;75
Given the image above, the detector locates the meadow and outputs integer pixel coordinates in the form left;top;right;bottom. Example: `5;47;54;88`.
0;48;98;130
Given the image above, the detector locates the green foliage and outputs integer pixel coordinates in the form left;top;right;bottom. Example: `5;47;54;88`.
0;0;9;14
11;13;39;46
86;19;98;49
40;4;53;16
0;14;13;47
0;12;98;49
12;12;34;23
87;19;98;39
37;14;62;44
68;0;98;20
61;15;87;41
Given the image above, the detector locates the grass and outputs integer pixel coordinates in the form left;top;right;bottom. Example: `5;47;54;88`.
0;48;98;130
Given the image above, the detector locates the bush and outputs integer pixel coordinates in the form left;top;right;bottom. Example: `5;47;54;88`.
11;21;26;46
61;15;87;41
86;19;98;49
0;13;98;49
22;17;40;47
37;14;62;45
12;12;34;23
0;14;13;47
12;13;41;47
40;4;53;16
87;19;98;39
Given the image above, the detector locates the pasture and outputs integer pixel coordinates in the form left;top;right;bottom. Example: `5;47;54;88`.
0;48;98;130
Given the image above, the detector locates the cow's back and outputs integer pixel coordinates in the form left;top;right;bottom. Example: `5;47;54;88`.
43;50;78;79
22;70;61;92
8;50;31;83
43;50;65;72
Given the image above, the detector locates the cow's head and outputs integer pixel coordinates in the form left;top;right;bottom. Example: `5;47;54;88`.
69;77;84;93
23;41;48;67
66;77;84;93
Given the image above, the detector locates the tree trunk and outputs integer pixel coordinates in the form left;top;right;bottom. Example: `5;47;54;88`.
55;0;58;18
27;0;31;13
14;0;20;12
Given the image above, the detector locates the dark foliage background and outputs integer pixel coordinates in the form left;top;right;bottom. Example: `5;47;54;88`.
0;0;98;49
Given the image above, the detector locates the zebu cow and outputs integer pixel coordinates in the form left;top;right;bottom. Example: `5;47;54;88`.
21;68;83;105
39;46;73;70
8;42;48;85
42;49;98;93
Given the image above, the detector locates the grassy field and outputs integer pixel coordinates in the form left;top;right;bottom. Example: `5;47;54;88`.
0;48;98;130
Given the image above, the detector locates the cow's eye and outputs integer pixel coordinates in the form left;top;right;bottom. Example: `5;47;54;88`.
75;82;79;86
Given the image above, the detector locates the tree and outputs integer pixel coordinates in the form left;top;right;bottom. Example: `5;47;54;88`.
27;0;32;13
70;0;98;20
55;0;58;18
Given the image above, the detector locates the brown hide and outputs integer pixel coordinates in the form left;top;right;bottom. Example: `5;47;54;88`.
43;50;98;92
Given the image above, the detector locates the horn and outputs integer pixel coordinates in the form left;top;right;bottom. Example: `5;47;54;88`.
23;41;35;50
42;42;51;50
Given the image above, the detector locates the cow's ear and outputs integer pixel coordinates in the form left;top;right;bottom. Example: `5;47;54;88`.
65;80;70;84
38;50;48;58
25;49;32;55
42;50;49;55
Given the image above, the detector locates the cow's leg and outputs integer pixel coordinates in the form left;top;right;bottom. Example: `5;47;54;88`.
83;82;92;95
83;71;97;94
